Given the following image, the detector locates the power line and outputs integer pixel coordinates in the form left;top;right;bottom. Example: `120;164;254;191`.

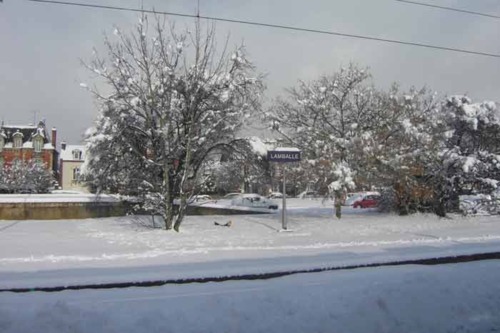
395;0;500;19
27;0;500;59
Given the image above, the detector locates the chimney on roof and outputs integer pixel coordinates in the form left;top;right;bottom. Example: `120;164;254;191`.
61;141;66;150
51;128;57;148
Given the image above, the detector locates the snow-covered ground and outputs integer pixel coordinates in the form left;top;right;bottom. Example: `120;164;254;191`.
1;198;500;332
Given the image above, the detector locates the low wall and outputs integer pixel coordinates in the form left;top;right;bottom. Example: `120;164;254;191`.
0;201;126;220
0;201;272;220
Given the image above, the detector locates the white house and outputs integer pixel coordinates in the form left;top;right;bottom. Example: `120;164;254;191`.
59;143;87;192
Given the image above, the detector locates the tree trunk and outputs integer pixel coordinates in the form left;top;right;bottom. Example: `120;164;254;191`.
335;202;342;219
164;210;174;230
434;200;446;217
334;192;342;219
432;177;448;218
433;187;447;217
173;196;187;232
173;114;196;232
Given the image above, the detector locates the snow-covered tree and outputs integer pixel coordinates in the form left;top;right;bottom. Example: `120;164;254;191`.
267;61;499;217
369;91;500;216
364;86;440;214
266;64;382;217
0;161;54;193
82;16;263;231
427;96;500;215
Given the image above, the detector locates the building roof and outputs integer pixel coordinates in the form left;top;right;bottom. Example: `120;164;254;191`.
60;145;86;161
0;122;53;147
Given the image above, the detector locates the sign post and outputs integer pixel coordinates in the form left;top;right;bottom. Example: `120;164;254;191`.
282;165;286;230
267;148;301;230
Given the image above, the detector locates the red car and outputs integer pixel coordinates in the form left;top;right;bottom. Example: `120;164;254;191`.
353;194;380;208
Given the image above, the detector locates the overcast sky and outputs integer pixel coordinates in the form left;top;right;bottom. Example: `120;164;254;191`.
1;0;499;145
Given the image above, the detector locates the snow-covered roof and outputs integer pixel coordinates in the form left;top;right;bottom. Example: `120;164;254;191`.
273;147;301;152
60;145;86;161
240;193;264;198
0;122;51;146
2;125;37;130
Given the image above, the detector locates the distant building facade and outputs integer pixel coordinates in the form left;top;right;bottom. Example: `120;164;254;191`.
0;121;57;173
59;143;88;192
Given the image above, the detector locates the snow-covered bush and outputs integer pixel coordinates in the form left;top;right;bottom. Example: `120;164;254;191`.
424;96;500;215
366;93;500;216
0;161;54;194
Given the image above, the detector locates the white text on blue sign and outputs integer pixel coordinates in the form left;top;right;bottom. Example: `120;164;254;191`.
267;151;301;163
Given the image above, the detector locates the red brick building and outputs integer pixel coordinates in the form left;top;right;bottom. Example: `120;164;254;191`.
0;121;58;174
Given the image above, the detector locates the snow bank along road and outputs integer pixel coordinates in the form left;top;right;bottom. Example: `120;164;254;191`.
1;251;499;293
1;199;500;289
1;261;499;333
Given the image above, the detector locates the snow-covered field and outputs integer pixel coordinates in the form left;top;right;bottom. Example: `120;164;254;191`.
1;198;500;332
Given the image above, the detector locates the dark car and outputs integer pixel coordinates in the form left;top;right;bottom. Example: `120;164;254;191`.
353;194;380;208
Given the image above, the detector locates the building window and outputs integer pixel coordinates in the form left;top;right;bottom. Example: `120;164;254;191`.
33;137;43;153
13;134;23;148
72;149;82;160
73;168;81;182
